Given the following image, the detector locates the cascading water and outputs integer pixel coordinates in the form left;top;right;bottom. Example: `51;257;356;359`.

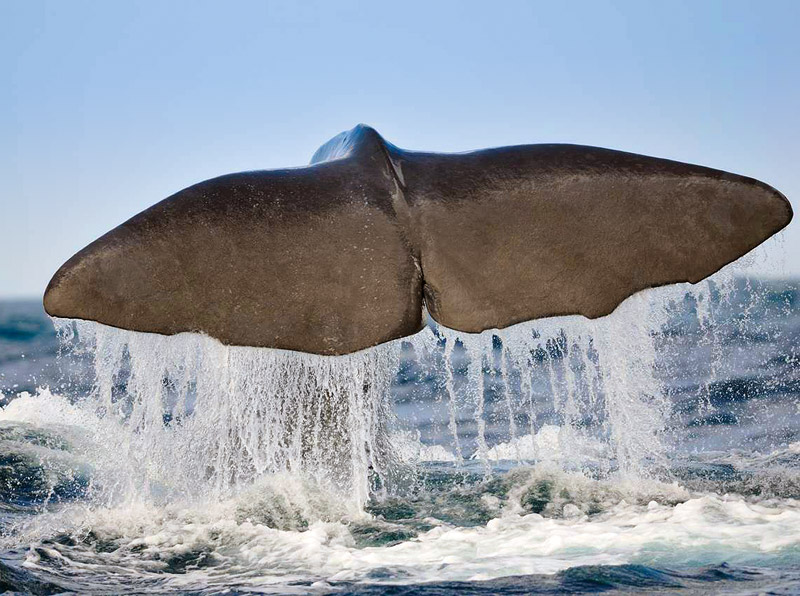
40;272;719;511
427;280;689;478
48;320;403;510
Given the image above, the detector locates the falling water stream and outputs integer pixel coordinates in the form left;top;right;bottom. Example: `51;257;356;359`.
44;278;678;511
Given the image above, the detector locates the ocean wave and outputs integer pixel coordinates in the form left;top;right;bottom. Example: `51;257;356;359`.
2;462;798;592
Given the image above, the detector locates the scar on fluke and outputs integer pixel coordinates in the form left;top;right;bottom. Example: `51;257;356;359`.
44;124;792;355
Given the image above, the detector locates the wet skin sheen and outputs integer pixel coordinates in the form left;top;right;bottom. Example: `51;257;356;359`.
44;125;793;355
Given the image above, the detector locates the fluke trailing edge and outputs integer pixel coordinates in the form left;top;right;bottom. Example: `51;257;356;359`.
44;125;793;355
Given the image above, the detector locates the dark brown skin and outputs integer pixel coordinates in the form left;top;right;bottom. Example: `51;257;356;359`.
44;125;792;355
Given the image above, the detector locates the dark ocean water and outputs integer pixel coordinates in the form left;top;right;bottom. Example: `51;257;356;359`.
0;275;799;595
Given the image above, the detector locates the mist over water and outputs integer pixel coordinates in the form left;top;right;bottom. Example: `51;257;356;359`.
0;252;798;594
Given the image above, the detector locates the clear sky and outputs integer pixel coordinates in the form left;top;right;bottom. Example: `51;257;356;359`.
2;0;798;297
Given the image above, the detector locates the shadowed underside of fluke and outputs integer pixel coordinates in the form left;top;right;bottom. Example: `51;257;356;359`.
44;125;793;355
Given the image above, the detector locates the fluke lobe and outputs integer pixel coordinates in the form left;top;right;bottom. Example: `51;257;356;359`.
44;125;793;355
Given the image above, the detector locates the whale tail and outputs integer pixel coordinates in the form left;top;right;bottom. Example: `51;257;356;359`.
44;125;792;354
394;141;792;332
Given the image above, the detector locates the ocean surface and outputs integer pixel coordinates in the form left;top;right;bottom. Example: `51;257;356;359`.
0;268;798;595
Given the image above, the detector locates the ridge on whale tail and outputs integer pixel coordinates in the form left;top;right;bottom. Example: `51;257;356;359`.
44;124;792;355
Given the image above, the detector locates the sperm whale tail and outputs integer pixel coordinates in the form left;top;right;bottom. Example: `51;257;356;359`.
44;125;792;354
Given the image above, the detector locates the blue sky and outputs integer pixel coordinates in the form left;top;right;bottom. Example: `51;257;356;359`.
2;0;798;297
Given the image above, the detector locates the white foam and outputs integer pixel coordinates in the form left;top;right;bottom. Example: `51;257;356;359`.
11;470;798;589
480;425;563;462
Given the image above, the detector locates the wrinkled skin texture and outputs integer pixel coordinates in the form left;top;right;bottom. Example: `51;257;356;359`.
45;125;792;354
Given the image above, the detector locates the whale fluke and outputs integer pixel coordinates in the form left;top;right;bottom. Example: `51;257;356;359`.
44;125;792;354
